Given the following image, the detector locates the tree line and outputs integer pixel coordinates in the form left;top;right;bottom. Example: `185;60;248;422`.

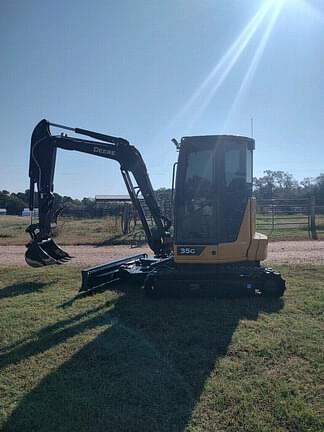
0;190;98;216
1;170;324;216
0;188;174;217
253;171;324;201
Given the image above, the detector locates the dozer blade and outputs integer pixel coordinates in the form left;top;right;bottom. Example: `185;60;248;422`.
25;239;72;267
80;253;147;294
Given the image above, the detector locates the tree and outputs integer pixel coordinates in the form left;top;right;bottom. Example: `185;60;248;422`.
6;194;26;215
314;174;324;202
254;170;298;200
0;191;9;208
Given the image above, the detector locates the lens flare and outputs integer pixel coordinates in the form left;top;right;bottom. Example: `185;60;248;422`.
225;1;284;126
166;1;273;130
298;0;324;24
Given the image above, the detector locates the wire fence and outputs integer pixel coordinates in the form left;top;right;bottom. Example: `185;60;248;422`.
256;198;324;240
55;197;324;242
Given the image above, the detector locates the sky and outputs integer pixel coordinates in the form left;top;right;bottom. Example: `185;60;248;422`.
1;0;324;198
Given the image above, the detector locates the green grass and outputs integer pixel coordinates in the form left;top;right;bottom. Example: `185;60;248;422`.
257;214;324;240
0;216;28;244
0;265;323;431
1;214;323;245
0;216;146;246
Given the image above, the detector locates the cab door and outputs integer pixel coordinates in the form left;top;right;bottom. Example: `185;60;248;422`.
174;138;220;246
219;141;252;243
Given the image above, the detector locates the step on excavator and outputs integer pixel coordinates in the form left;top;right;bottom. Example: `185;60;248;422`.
25;119;285;298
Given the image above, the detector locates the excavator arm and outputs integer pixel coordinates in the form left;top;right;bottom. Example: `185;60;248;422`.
26;119;172;268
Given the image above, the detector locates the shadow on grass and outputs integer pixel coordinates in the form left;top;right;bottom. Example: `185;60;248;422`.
0;282;49;300
95;234;128;247
0;302;114;359
95;234;146;248
3;288;283;432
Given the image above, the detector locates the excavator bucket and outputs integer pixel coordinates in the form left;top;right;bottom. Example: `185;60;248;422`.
25;239;72;267
41;238;72;261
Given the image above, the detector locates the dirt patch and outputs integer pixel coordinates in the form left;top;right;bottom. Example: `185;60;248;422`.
1;241;323;267
267;241;324;265
0;245;151;267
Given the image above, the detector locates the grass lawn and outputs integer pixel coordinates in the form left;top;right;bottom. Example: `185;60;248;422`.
256;214;324;241
0;216;145;246
0;265;323;431
1;215;323;245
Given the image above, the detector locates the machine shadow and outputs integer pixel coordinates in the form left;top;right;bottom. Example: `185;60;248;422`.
95;234;127;247
4;289;283;432
95;235;146;248
0;282;49;300
0;302;113;362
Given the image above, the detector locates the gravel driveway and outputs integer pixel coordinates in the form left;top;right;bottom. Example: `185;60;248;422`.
0;241;323;267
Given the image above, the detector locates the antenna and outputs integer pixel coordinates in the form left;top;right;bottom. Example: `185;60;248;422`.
250;117;254;138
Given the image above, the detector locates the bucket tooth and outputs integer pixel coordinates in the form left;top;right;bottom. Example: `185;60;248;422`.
25;241;58;267
39;239;72;263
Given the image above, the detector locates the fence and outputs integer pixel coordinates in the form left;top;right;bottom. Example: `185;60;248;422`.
256;198;324;240
56;197;324;242
315;200;324;240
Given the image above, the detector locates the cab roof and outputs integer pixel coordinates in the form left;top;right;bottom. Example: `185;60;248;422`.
180;135;255;150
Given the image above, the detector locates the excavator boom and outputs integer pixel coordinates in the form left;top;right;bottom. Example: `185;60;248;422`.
26;119;171;271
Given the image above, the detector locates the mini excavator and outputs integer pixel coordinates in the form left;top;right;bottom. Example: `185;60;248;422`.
25;120;285;298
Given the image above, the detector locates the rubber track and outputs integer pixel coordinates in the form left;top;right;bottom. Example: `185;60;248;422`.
144;265;286;298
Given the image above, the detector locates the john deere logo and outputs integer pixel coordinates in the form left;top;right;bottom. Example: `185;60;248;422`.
93;146;116;156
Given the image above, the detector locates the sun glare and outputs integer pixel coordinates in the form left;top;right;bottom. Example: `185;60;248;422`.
165;0;319;134
298;0;324;24
224;0;285;126
166;1;273;130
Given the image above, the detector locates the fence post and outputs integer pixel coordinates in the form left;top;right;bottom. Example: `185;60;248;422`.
309;196;318;240
271;200;275;232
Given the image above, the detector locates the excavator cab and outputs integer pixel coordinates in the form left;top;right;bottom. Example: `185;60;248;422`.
175;136;252;244
174;135;267;265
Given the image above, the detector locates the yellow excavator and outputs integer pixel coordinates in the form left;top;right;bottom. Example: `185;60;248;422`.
25;120;285;298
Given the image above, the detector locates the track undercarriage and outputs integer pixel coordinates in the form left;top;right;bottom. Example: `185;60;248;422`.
25;233;286;299
80;254;286;299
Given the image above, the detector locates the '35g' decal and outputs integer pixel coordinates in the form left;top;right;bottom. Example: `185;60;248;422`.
177;247;205;256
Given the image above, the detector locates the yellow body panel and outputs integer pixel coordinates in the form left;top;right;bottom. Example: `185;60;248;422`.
174;198;268;264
